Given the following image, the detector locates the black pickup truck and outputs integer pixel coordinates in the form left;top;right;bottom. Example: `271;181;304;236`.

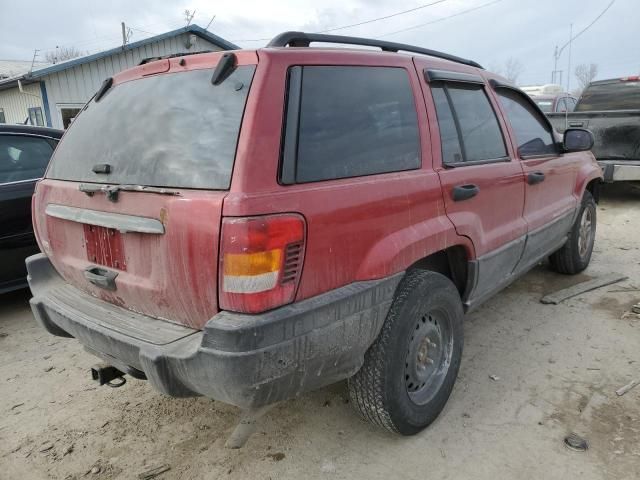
548;76;640;182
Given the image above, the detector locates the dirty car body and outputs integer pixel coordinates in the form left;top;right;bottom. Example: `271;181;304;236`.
27;33;602;431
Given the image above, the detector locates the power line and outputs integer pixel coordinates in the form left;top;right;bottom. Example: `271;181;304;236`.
557;0;616;57
317;0;449;33
232;0;452;43
38;18;187;55
129;26;158;36
379;0;504;37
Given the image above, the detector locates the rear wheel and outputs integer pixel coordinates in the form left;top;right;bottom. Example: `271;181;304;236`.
549;191;597;275
348;270;464;435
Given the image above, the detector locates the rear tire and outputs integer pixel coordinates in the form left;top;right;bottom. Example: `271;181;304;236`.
549;191;596;275
348;270;464;435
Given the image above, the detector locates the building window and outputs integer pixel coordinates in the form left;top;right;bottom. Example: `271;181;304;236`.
61;107;82;129
0;108;5;123
28;107;44;126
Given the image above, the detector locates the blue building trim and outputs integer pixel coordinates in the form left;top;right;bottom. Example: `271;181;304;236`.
22;25;239;81
39;81;52;127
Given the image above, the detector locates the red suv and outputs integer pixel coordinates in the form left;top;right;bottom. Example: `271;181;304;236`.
27;32;601;439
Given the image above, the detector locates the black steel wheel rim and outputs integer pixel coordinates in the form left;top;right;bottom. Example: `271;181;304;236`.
404;307;454;405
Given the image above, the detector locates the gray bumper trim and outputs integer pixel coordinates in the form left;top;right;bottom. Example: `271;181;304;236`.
26;253;402;408
598;160;640;183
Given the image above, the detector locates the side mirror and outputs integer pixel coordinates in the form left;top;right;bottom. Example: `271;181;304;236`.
563;128;594;153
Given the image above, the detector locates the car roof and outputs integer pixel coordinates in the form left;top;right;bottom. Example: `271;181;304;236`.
257;46;485;77
0;124;64;139
265;31;483;69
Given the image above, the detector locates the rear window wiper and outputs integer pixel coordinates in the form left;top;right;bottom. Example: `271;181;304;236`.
79;183;181;202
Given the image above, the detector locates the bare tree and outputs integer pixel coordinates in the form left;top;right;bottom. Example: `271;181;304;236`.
504;57;524;84
489;57;524;84
575;63;598;90
45;46;84;64
184;9;196;26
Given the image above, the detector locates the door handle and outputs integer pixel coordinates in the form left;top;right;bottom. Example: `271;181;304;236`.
527;171;546;185
452;184;479;201
84;266;118;290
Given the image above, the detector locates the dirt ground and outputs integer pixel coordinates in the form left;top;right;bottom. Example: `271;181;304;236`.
1;184;640;480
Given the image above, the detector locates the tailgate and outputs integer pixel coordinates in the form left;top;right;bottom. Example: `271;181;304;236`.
588;113;640;161
548;111;640;161
31;53;258;330
34;179;225;329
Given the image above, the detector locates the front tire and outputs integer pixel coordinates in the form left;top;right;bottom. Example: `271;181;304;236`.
348;270;464;435
549;191;597;275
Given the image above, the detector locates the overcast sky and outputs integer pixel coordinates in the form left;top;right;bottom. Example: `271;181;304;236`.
0;0;637;87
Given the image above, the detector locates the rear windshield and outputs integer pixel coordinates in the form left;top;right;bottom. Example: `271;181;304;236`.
576;81;640;111
47;65;255;189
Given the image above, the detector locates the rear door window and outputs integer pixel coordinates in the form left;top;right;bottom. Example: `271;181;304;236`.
282;66;420;183
47;66;255;190
497;89;557;157
0;135;53;183
431;83;507;165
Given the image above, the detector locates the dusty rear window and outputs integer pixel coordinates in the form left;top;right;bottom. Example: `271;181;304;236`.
47;65;255;189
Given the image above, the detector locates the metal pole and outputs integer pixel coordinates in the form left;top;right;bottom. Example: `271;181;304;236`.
121;22;127;48
567;23;573;92
553;45;558;83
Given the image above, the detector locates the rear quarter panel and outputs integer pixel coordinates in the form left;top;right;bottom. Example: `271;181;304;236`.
225;49;473;302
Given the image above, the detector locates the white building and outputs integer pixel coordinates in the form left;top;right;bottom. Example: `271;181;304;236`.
0;25;237;129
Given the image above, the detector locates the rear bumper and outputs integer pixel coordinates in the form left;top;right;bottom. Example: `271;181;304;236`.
599;160;640;182
27;253;401;408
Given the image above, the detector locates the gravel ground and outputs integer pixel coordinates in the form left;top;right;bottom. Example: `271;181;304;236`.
1;184;639;480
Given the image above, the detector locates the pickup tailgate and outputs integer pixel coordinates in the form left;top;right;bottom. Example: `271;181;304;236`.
548;110;640;161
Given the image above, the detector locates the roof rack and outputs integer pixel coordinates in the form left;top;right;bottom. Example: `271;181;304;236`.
267;31;483;69
138;50;213;65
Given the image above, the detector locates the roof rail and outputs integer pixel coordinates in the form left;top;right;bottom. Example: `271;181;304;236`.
138;50;213;65
267;31;483;69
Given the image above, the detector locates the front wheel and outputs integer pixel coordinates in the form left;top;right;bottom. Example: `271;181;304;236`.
549;190;597;275
348;270;464;435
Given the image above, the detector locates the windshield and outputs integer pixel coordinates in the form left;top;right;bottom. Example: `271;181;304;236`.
576;80;640;111
535;100;554;113
47;65;255;189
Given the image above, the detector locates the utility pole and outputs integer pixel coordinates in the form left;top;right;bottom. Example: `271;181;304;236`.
567;23;573;93
29;49;40;74
552;46;563;85
550;1;615;88
121;22;127;48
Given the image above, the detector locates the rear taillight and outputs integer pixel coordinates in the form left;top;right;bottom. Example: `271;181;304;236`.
219;214;305;313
